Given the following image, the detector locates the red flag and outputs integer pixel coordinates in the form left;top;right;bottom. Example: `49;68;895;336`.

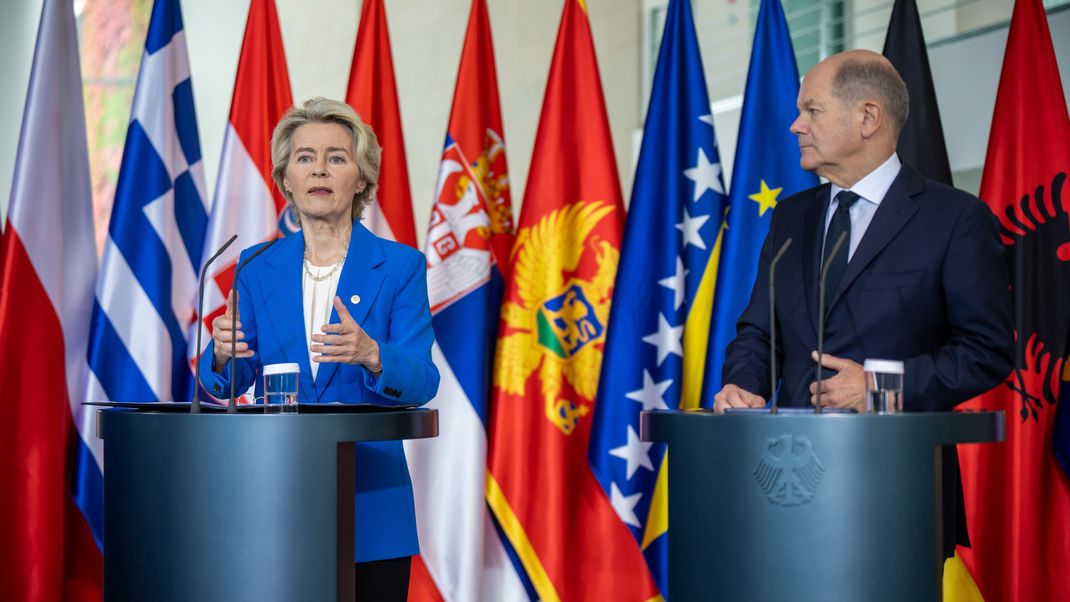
0;0;102;599
196;0;293;378
486;1;659;600
345;0;417;247
957;0;1070;600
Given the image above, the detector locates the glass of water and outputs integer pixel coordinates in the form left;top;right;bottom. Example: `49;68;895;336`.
263;363;299;413
864;359;904;414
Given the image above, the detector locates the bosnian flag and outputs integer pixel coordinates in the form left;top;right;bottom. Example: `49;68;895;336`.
0;0;102;599
404;1;527;600
87;0;207;411
194;0;293;380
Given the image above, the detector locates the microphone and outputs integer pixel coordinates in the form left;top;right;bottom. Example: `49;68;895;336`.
192;234;238;413
228;238;280;413
768;238;793;414
815;231;847;414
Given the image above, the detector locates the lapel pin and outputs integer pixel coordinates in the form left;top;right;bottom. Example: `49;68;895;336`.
351;294;361;305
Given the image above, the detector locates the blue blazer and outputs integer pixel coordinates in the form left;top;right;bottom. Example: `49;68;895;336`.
199;222;440;562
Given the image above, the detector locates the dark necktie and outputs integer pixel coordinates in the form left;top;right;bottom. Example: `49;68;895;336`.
822;190;860;303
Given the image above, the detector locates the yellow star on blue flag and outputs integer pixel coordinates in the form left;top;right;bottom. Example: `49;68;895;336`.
749;179;782;217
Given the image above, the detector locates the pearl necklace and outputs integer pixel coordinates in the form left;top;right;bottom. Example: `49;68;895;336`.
303;251;345;282
304;253;344;351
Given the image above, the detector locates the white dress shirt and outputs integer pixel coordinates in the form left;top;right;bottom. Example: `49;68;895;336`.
303;261;342;381
824;153;902;261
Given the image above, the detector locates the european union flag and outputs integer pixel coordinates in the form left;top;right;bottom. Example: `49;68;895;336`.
589;0;728;597
703;0;817;402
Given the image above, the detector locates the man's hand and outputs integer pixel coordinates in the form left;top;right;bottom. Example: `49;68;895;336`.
713;384;766;414
809;351;865;412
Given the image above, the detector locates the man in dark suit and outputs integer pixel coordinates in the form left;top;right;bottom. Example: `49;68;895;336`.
713;50;1013;556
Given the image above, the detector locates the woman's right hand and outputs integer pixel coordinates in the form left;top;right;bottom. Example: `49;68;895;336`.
211;289;253;372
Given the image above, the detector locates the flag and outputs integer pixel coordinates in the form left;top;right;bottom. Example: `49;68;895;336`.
882;0;953;184
1057;352;1070;476
88;0;207;409
404;1;526;600
881;0;973;576
955;0;1070;600
588;0;728;597
0;0;102;599
702;0;817;400
195;0;292;382
345;0;417;247
487;1;658;600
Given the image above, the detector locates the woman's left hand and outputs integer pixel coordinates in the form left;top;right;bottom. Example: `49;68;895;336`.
311;296;382;373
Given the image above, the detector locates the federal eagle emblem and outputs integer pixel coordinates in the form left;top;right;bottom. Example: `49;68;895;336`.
495;201;619;435
754;434;825;506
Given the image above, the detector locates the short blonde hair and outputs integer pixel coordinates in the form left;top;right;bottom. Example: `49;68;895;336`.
271;97;381;226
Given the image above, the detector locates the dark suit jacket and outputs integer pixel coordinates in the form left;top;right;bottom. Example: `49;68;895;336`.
722;164;1013;555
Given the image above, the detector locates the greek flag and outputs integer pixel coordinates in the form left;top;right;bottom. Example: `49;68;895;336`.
83;0;207;544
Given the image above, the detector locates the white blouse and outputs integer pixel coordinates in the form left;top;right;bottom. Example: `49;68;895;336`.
302;260;342;381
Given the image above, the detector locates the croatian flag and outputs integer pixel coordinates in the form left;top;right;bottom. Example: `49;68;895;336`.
194;0;293;383
87;0;208;413
345;0;418;247
0;0;102;598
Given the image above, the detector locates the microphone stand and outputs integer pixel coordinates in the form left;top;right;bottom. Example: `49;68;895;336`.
815;232;847;414
768;238;793;413
228;238;280;413
192;234;238;413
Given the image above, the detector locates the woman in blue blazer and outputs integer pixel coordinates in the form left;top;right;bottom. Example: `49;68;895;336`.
198;97;439;599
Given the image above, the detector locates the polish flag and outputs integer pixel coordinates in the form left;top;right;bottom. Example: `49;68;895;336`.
0;0;103;599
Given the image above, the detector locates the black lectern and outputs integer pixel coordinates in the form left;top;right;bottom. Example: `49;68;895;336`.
98;407;437;602
640;410;1002;602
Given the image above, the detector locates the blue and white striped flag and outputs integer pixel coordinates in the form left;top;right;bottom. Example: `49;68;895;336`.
82;0;208;543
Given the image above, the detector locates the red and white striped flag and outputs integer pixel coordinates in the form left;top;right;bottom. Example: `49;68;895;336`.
195;0;293;378
344;0;417;247
0;0;102;599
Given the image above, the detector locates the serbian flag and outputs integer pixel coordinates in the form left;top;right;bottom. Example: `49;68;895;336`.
194;0;292;383
487;1;659;600
0;0;102;599
345;0;417;247
955;0;1070;600
405;1;526;600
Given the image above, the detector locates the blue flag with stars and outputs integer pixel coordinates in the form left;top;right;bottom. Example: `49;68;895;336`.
589;0;727;597
703;0;817;401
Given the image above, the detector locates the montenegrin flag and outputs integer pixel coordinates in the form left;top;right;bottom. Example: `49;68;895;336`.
486;1;660;600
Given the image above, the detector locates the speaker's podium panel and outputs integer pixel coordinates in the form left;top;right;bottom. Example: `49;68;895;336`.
640;410;1002;602
99;407;437;602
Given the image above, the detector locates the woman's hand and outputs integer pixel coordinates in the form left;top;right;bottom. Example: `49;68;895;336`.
211;289;253;372
311;296;382;373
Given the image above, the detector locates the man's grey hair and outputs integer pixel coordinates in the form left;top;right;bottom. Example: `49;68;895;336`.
832;58;910;135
